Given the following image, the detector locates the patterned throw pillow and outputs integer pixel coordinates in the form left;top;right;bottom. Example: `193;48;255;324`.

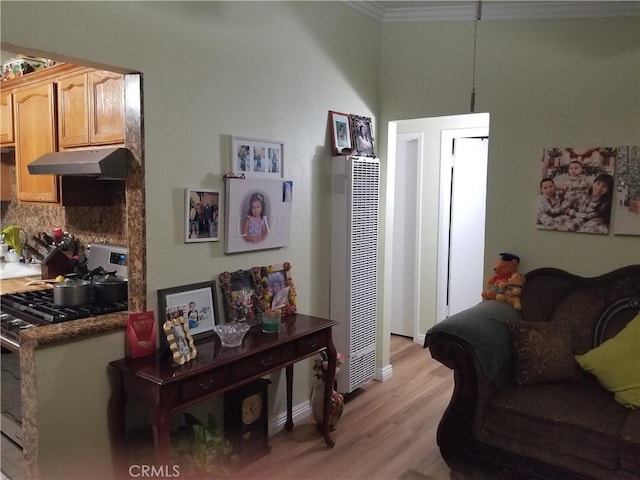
505;319;576;386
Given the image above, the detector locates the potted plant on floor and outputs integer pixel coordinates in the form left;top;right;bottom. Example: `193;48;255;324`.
171;412;235;479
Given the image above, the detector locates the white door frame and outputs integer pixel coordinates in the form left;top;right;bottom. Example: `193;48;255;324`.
436;127;489;323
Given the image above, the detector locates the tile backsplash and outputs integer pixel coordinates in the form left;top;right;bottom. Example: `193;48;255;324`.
0;161;126;254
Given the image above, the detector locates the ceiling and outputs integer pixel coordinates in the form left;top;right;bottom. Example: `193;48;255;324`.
345;1;640;22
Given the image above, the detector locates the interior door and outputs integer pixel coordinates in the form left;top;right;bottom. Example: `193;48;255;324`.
447;136;488;317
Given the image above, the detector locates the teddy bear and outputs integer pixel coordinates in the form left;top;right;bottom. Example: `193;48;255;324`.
496;272;526;310
481;252;520;300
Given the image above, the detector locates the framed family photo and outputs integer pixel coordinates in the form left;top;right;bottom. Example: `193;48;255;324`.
350;114;375;157
157;281;219;347
231;136;284;178
185;188;220;243
219;267;265;326
163;315;197;365
260;262;297;316
329;111;352;156
537;146;616;235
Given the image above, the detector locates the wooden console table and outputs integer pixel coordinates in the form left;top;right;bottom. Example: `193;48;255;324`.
107;314;338;472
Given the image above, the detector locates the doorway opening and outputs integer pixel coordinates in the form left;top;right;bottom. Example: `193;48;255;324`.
387;113;490;342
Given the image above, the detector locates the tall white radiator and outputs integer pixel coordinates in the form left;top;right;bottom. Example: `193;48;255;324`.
330;156;380;394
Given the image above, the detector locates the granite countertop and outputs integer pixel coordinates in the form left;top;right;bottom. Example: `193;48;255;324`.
1;275;128;349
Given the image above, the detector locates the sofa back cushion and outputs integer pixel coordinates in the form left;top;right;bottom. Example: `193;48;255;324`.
522;266;640;355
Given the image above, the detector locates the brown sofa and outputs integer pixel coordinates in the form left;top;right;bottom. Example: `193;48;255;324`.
425;265;640;480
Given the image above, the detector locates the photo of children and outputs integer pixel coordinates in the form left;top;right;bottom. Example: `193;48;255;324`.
537;147;616;234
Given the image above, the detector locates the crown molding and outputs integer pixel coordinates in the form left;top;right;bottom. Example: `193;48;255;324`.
345;1;640;22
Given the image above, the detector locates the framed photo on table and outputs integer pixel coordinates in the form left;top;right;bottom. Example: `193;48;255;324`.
157;281;219;347
163;315;197;365
231;136;284;178
185;188;220;243
350;114;375;157
219;267;265;326
329;111;352;156
260;262;297;315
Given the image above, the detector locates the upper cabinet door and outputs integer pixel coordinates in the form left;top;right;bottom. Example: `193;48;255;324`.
14;83;59;203
58;71;90;148
89;70;125;145
0;92;15;145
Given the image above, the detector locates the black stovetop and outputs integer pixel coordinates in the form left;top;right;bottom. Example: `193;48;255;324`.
0;289;127;325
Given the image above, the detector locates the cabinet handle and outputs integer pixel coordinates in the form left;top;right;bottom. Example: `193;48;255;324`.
260;357;273;367
199;379;215;390
307;339;319;348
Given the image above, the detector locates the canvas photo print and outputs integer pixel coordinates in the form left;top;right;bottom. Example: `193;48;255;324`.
537;147;616;235
224;178;293;253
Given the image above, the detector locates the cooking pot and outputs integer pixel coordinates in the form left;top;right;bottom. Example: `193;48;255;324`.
53;278;92;306
92;274;128;304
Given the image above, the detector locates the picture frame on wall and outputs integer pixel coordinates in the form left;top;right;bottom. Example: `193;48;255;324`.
157;281;219;348
185;188;220;243
260;262;297;316
224;177;293;253
162;315;197;365
219;268;265;326
329;111;352;156
231;136;284;178
350;114;375;157
612;145;640;236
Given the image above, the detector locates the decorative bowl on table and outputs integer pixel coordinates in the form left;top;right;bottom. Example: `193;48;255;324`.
213;322;250;347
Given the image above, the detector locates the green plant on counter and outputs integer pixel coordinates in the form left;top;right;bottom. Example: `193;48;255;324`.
171;412;235;479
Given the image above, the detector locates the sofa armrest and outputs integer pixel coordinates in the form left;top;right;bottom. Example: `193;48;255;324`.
424;301;522;474
425;300;522;385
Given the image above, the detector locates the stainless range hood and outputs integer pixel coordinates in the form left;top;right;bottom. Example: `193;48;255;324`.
27;147;129;179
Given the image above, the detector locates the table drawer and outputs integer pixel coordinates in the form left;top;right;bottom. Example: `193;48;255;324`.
181;369;229;403
296;331;328;357
232;344;295;378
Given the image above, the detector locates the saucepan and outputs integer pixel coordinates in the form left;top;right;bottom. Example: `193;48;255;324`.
52;278;92;306
92;274;128;305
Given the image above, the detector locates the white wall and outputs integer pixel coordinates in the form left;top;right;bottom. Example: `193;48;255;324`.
379;17;640;332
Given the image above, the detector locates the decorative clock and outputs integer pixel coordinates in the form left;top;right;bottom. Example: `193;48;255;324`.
224;378;271;465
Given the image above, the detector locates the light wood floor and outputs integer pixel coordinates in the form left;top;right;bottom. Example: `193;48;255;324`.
231;335;455;480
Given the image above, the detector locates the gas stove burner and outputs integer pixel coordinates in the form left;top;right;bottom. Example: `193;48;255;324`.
1;290;127;327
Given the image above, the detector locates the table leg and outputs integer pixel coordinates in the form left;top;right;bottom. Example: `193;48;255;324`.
322;337;337;448
151;404;172;465
285;364;294;431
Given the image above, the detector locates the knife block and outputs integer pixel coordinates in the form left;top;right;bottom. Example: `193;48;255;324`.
41;248;73;279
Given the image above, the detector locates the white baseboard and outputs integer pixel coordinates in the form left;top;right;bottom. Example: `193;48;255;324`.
269;400;312;436
375;363;393;382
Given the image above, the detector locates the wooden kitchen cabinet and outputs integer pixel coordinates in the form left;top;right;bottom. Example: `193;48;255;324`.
58;69;124;148
14;83;59;203
0;92;14;145
57;71;89;147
